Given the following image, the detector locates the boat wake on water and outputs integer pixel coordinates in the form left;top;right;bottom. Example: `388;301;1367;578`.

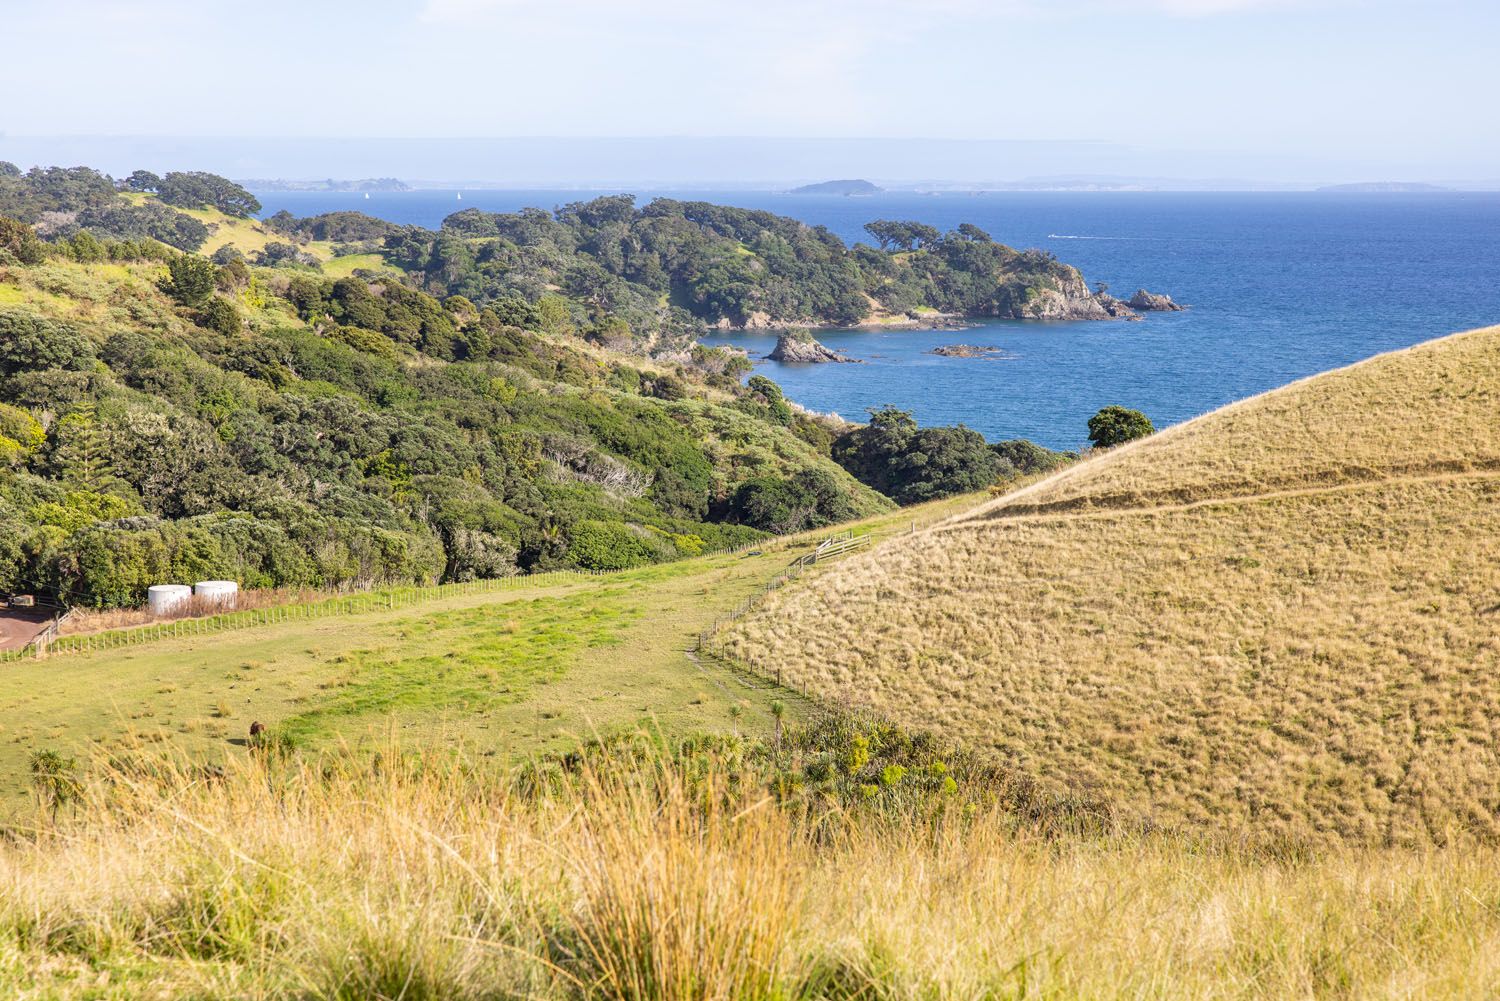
1047;233;1199;243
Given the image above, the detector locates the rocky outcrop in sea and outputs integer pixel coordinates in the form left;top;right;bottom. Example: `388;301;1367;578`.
1126;289;1186;311
987;266;1151;322
766;332;858;363
928;344;1015;358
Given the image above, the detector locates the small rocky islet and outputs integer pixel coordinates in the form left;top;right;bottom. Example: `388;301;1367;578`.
927;344;1017;358
765;331;860;363
1125;288;1187;311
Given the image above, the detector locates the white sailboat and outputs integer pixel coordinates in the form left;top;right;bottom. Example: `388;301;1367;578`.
456;191;462;201
364;192;370;200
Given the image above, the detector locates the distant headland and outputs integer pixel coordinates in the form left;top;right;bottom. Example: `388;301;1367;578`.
240;177;411;192
1316;181;1452;193
787;179;882;196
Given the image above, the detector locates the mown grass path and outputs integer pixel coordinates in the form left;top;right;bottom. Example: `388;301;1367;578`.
0;494;971;814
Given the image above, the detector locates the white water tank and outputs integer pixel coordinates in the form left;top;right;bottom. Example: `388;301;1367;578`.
193;580;239;608
147;584;192;615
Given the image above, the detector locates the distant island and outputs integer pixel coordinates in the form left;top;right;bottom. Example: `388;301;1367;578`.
1316;181;1452;193
788;179;882;196
240;177;411;192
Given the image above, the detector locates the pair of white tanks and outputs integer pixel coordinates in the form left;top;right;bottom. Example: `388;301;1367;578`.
146;580;238;615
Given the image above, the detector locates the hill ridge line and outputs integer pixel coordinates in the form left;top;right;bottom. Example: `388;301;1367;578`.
956;459;1500;526
952;322;1500;526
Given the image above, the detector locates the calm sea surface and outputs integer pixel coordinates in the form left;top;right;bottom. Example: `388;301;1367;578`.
255;189;1500;449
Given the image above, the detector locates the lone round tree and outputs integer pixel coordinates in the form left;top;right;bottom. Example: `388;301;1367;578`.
1087;406;1154;448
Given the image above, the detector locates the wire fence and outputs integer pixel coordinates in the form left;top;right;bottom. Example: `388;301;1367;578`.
1;536;774;665
692;502;981;690
695;530;870;671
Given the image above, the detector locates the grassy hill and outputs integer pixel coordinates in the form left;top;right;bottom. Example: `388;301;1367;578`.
5;335;1500;997
118;193;407;275
718;325;1500;847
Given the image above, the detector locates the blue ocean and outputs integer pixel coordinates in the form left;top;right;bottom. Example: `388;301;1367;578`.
254;189;1500;450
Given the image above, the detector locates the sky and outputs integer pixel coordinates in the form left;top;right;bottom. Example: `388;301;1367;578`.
2;0;1496;184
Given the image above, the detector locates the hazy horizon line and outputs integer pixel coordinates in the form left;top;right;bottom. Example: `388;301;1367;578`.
3;134;1494;191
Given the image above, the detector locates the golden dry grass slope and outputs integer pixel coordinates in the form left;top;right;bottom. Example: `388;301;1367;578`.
8;752;1500;999
721;325;1500;847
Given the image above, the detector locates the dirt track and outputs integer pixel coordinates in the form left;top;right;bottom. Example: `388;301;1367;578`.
0;609;53;652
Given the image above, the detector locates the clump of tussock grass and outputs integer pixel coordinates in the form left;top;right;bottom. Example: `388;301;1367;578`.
545;754;801;1000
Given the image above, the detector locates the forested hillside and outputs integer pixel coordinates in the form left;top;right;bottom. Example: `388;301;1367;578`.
0;250;886;607
3;163;1137;351
0;164;1074;609
321;197;1127;344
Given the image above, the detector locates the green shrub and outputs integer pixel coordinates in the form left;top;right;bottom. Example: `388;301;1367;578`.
568;520;673;571
0;309;95;376
991;438;1075;480
67;230;108;263
197;296;241;335
731;468;857;534
833;405;1003;505
1087;405;1155;448
28;748;80;823
0;216;47;264
0;402;44;465
162;253;217;305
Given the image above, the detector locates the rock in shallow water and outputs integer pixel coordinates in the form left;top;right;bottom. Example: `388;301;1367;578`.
766;332;859;363
928;344;1015;358
1126;288;1187;311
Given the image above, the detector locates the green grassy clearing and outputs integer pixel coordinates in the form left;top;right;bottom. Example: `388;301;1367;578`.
0;494;972;813
175;205;281;258
317;251;400;277
115;195;403;276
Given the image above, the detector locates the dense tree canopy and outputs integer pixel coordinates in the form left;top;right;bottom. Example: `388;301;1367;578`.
156;171;261;218
0;165;207;250
2;163;1113;353
374;197;1092;347
0;164;118;221
267;210;400;243
74;200;208;251
863;219;941;251
0;173;1091;609
123;169;162;193
832;406;1006;505
1087;405;1155;448
0;236;899;607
